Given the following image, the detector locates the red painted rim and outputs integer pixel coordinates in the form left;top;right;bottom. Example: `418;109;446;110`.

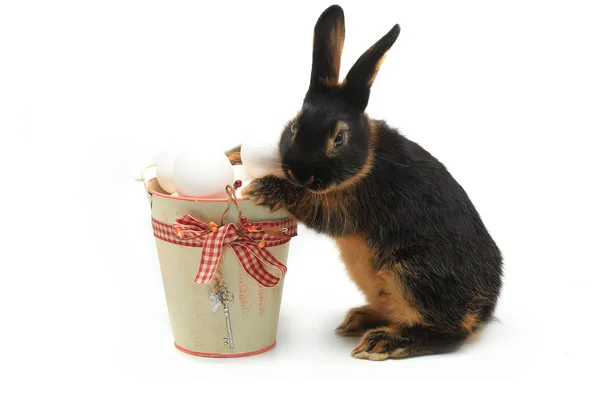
174;341;276;358
146;177;250;202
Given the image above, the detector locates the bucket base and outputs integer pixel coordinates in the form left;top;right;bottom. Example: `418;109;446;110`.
174;341;276;358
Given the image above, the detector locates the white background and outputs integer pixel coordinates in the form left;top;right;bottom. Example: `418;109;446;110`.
1;0;599;397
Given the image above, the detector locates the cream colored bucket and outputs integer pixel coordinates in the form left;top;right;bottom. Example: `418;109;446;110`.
144;178;295;357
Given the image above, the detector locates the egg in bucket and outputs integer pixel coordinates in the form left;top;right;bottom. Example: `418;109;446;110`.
137;140;296;357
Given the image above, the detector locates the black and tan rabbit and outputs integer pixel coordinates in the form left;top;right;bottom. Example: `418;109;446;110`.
228;5;503;360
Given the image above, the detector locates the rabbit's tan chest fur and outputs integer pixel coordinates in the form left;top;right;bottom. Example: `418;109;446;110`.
335;235;379;302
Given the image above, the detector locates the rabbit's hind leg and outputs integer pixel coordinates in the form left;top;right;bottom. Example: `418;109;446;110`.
352;324;468;361
349;267;469;360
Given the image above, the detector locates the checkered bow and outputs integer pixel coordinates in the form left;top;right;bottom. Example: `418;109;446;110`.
152;215;297;287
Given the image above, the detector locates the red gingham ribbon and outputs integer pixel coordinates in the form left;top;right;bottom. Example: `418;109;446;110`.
152;215;297;287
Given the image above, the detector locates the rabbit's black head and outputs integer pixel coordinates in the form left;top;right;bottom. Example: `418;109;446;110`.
279;5;399;192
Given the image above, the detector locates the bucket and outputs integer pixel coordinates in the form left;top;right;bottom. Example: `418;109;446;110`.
142;176;297;357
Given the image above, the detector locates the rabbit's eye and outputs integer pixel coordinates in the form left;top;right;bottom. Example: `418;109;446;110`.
333;131;346;148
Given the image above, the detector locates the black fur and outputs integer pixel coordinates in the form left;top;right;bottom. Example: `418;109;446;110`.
279;89;371;190
343;24;400;110
241;5;503;360
310;4;345;88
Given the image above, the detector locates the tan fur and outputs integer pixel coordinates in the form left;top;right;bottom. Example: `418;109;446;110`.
336;305;386;336
390;348;407;358
365;352;389;361
352;351;389;361
373;269;424;327
336;233;423;327
367;52;388;86
288;191;315;222
288;188;351;233
352;325;398;359
330;20;344;81
461;312;479;332
335;235;379;302
313;16;344;85
370;339;387;354
225;149;242;165
368;118;380;146
315;119;379;194
321;76;341;87
352;325;422;360
326;121;350;155
286;169;300;185
333;143;374;190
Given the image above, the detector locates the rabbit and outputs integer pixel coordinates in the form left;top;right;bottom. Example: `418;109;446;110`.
228;4;503;360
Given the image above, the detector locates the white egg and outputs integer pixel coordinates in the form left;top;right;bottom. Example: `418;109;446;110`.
241;131;282;178
156;146;181;194
232;165;253;193
237;179;252;193
232;165;253;182
172;148;234;198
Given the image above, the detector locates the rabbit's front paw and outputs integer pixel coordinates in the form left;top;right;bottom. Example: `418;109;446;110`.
336;305;387;337
242;175;291;212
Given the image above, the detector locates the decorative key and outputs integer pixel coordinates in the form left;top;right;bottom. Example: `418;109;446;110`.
222;301;234;348
209;284;235;349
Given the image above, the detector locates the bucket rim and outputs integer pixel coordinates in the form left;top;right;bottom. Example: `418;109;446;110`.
146;177;251;202
174;341;276;358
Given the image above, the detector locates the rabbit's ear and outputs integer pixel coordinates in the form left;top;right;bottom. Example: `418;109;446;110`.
310;5;345;89
343;24;400;110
